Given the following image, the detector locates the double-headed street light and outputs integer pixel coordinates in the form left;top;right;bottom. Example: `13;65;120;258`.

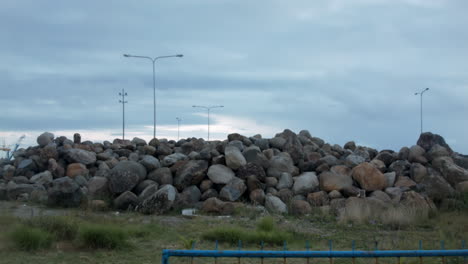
123;53;183;139
192;105;224;141
415;88;429;135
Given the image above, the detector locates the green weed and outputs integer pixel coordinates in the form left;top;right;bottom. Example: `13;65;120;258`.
10;225;53;251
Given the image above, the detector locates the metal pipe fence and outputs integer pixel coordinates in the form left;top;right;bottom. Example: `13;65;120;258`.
162;240;468;264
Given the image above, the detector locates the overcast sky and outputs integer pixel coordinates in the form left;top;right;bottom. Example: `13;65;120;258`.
1;0;467;154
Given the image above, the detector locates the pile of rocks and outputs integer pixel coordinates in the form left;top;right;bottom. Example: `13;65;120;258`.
1;130;467;217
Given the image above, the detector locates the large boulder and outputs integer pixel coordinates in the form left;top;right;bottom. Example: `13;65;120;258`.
138;185;178;214
65;149;97;165
351;162;386;191
66;163;89;178
319;167;353;192
237;163;266;181
177;185;202;207
162;153;188;167
108;161;147;194
276;172;293;190
173;160;209;191
114;191;138;210
267;153;295;178
148;167;173;185
307;191;330;207
279;129;304;164
249;189;265;205
201;197;235;215
292;172;319;195
432;157;468;186
37;132;54;147
29;171;53;186
400;191;436;217
290;200;312;215
219;177;247;202
140;155;161;171
47;177;83;207
6;181;36;200
265;194;288;214
207;164;235;184
419;168;455;201
417;132;453;153
225;146;247;170
408;145;427;164
87;176;110;199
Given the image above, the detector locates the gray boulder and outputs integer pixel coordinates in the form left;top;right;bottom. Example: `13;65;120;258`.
408;145;427;164
177;185;202;206
7;181;36;200
148;167;173;185
345;154;366;168
417;132;453;153
276;172;293;189
37;132;54;147
225;146;247;170
66;148;97;165
138;184;159;202
173;160;209;191
265;194;288;214
432;157;468;186
48;177;83;207
87;176;110;199
292;172;319;195
267;153;294;178
419;168;455;201
269;137;286;150
114;191;138;210
219;177;247;202
140;155;161;171
29;171;53;186
162;153;188;167
108;161;147;194
139;184;178;214
207;164;235;184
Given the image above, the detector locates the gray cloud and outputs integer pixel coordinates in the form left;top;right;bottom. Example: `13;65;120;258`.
1;0;467;153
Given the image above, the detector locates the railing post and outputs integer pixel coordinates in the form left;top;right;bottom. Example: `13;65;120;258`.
162;250;170;264
419;240;423;264
441;240;446;264
306;240;311;264
260;241;264;264
352;240;356;264
238;240;242;264
463;240;466;264
283;241;288;264
329;240;333;264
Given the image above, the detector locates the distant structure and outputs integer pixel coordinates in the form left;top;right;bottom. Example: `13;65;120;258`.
176;117;182;141
0;135;25;160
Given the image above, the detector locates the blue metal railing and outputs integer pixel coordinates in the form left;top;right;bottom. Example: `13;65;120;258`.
162;240;468;264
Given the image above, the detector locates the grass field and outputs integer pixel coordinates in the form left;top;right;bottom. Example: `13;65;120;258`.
0;201;467;264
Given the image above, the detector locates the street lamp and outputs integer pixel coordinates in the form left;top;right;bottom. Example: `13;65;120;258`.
119;89;128;140
192;105;224;141
415;88;429;134
123;53;183;139
176;117;182;141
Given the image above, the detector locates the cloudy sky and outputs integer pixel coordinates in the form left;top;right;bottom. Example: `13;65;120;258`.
1;0;467;154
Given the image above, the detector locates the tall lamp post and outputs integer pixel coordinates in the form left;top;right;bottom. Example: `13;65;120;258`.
119;89;128;140
176;117;182;141
123;53;183;139
415;88;429;134
192;105;224;141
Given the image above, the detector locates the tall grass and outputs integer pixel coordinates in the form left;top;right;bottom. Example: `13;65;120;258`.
78;223;130;249
24;215;78;240
202;217;292;245
10;226;53;251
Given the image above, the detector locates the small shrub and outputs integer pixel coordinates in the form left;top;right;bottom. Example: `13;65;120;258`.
202;225;292;246
202;226;245;244
78;224;129;249
257;216;275;232
25;216;78;240
10;226;53;251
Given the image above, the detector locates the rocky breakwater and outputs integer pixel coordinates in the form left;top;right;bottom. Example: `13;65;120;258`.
1;130;467;218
